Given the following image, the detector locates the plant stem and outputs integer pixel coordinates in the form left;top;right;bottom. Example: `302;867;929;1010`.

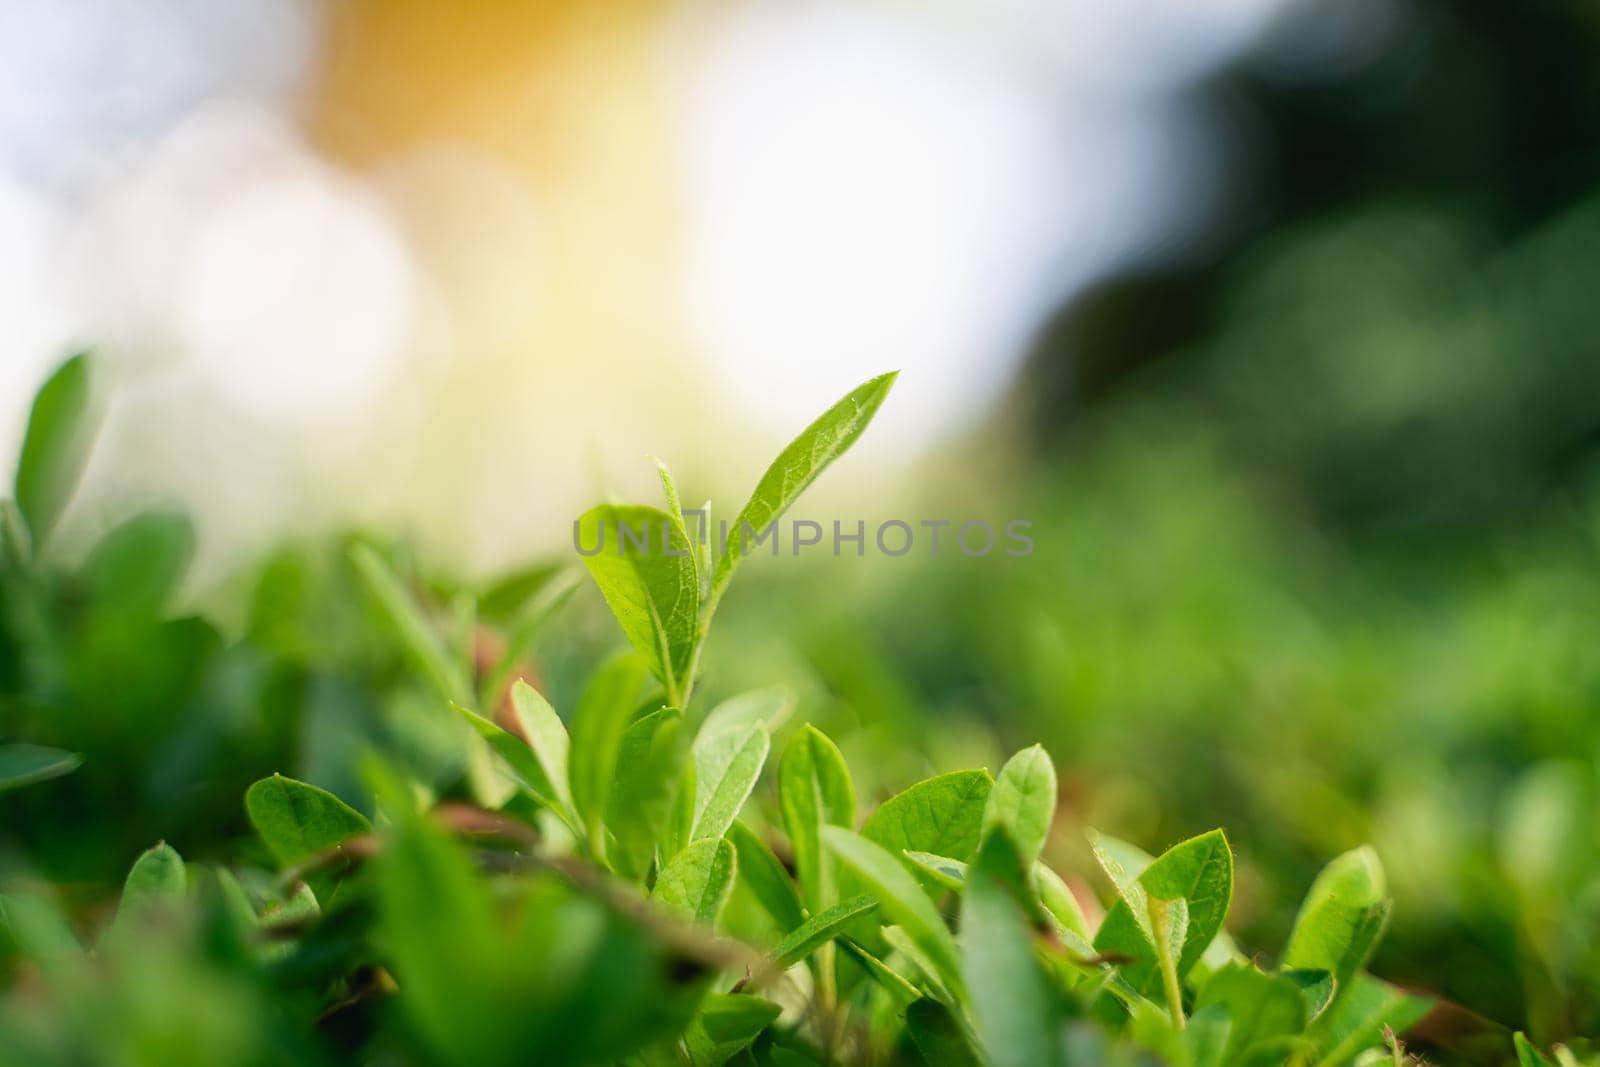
1150;897;1186;1031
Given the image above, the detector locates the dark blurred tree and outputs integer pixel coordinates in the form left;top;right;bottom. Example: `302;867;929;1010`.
1024;0;1600;532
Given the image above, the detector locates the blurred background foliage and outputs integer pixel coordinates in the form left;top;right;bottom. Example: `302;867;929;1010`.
688;0;1600;1044
5;0;1600;1061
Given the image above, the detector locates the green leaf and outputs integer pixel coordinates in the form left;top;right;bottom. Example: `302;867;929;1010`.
0;891;81;963
839;937;922;1007
1093;829;1233;994
726;820;805;933
1194;962;1307;1066
576;503;699;705
0;500;27;570
113;842;187;923
350;542;472;705
652;838;737;926
980;744;1057;869
568;654;648;859
1141;830;1232;978
861;769;992;865
961;832;1065;1067
1305;974;1431;1067
82;510;194;615
778;725;856;910
477;560;563;623
1089;831;1154;900
1515;1032;1558;1067
245;774;372;867
774;895;880;969
903;851;967;893
1283;846;1391;995
689;723;769;844
1184;1004;1235;1067
1034;863;1093;942
684;993;781;1067
708;371;897;605
371;803;500;1060
903;998;982;1067
899;848;1090;944
699;686;796;744
15;352;96;550
1282;969;1337;1020
508;682;574;806
0;744;82;794
457;703;556;812
823;826;963;1000
882;924;957;1003
608;707;686;880
654;458;697;576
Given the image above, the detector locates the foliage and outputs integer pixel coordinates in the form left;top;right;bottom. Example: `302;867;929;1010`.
0;358;1591;1065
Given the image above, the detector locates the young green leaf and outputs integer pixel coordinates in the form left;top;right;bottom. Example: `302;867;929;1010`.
1193;962;1307;1066
114;842;187;921
882;924;958;1004
1183;1004;1235;1067
1089;831;1154;901
699;686;796;744
898;849;1091;943
82;510;194;616
0;744;82;794
507;681;574;806
980;744;1057;869
1283;846;1392;994
683;993;781;1066
773;895;880;969
1515;1033;1558;1067
1140;830;1232;980
689;723;769;844
652;838;737;926
726;820;805;933
653;456;702;587
1282;969;1337;1020
371;803;501;1063
214;867;260;937
861;769;992;865
708;371;897;606
608;707;686;880
840;938;923;1007
350;542;472;705
655;458;688;535
15;352;96;551
476;560;564;623
1093;829;1233;995
454;698;578;831
575;503;699;705
245;774;372;867
961;832;1066;1067
568;654;648;859
1305;974;1431;1067
903;851;967;893
0;500;27;570
823;827;963;1000
1035;863;1093;942
778;724;856;910
0;891;82;962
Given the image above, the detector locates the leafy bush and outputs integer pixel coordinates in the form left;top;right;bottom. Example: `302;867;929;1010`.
0;359;1586;1065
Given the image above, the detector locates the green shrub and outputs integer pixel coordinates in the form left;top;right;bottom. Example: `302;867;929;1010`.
0;359;1587;1065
